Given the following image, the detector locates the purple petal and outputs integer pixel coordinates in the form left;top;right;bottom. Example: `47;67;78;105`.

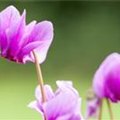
19;20;36;47
93;53;120;98
22;21;53;64
0;6;20;53
0;6;20;31
104;63;120;102
86;97;100;119
73;98;84;120
27;21;53;43
93;68;105;98
19;41;43;63
5;10;26;57
56;80;79;97
28;101;43;114
35;85;54;103
29;81;83;120
43;88;78;120
56;114;72;120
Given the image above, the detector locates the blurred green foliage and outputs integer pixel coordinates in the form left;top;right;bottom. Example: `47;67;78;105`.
0;1;120;119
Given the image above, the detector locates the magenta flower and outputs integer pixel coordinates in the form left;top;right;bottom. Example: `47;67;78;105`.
93;53;120;102
0;6;53;64
85;89;100;119
28;81;84;120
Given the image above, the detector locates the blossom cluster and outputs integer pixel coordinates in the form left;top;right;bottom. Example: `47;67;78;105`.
29;81;83;120
0;5;120;120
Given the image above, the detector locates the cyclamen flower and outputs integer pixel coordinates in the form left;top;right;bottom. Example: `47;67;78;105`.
0;6;53;64
85;88;100;119
85;53;120;119
93;53;120;102
28;81;84;120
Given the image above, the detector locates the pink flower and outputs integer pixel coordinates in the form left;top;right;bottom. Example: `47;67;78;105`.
28;81;84;120
93;53;120;102
85;88;100;119
0;6;53;64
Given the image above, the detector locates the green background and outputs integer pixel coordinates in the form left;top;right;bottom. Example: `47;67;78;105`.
0;1;120;120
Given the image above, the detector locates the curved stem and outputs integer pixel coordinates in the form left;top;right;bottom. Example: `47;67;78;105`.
99;99;103;120
106;99;113;120
33;51;47;120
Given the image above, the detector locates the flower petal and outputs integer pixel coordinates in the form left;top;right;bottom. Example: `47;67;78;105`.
93;53;120;98
27;21;53;43
85;98;100;119
56;114;72;120
56;80;79;97
19;20;36;47
35;85;54;103
43;88;78;120
23;21;54;64
104;63;120;102
29;81;83;120
28;101;43;114
0;5;20;31
20;41;43;63
0;5;20;53
73;98;84;120
5;10;26;57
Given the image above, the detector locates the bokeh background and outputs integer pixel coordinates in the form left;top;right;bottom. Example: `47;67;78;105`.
0;1;120;120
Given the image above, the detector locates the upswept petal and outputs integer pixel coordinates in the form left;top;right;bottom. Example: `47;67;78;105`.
31;44;51;64
35;85;54;103
5;10;26;57
56;80;79;97
86;97;100;119
73;98;84;120
20;41;44;63
93;53;120;98
0;5;20;32
19;20;37;47
0;6;20;53
93;68;105;98
28;101;43;114
43;91;78;120
22;21;53;64
26;21;53;44
104;63;120;102
93;52;120;102
15;21;36;62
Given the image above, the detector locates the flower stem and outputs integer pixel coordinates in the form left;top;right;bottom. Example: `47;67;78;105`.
99;99;103;120
33;51;47;120
106;99;113;120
